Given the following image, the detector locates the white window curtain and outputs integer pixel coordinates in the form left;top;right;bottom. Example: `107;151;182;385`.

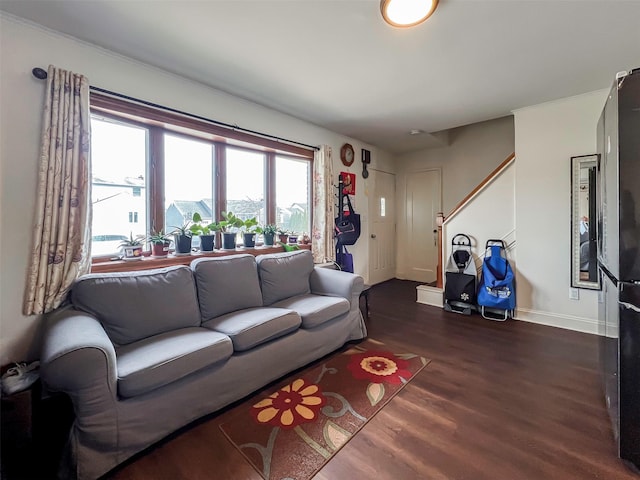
311;145;336;264
24;65;92;315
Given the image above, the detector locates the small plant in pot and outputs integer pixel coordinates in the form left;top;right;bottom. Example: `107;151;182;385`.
119;232;145;260
240;216;259;248
189;212;220;252
277;227;289;245
261;224;277;247
219;211;244;250
288;232;299;244
147;230;171;258
170;221;193;255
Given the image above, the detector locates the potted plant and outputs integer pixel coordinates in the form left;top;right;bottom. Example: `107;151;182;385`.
219;211;244;250
277;227;289;245
147;230;171;258
261;224;277;247
288;232;299;244
189;212;220;252
240;216;259;248
171;220;193;255
119;232;145;260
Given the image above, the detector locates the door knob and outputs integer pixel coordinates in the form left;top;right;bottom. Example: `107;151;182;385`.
371;234;377;239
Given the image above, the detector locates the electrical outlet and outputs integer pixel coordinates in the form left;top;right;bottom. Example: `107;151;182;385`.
569;288;580;300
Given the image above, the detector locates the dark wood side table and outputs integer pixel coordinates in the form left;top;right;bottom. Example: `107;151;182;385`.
1;380;40;479
1;380;74;479
1;380;39;444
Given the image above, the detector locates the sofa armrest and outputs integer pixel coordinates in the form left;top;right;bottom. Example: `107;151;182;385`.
41;308;117;392
41;307;118;407
310;267;364;308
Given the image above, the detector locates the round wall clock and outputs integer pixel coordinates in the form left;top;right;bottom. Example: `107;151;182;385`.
340;143;355;167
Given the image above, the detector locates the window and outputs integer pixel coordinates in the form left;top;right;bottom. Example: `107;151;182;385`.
226;148;265;224
164;133;214;231
89;94;313;258
276;156;310;234
90;116;148;257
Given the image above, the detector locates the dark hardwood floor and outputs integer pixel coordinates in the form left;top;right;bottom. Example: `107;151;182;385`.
69;280;640;478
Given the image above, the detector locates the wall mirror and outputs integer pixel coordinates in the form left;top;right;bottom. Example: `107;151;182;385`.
571;154;600;290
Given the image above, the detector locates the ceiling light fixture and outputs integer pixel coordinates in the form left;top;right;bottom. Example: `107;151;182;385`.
409;129;425;135
380;0;439;28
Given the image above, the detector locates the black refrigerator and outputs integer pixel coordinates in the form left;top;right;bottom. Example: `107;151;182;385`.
597;67;640;473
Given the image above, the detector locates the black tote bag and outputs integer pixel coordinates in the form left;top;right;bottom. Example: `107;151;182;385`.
335;194;361;246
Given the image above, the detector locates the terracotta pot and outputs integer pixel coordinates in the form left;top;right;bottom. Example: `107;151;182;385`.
151;242;170;257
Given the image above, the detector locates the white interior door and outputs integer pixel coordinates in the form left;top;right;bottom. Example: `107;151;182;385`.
369;170;396;285
400;169;441;283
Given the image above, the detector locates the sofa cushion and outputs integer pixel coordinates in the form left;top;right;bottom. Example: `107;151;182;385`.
271;294;350;329
202;307;301;352
71;266;201;345
191;254;263;321
115;327;233;398
256;250;314;306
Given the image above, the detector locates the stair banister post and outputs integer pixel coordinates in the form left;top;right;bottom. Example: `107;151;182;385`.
436;212;444;289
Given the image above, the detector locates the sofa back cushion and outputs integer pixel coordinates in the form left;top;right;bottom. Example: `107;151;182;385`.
71;266;201;345
256;250;313;306
191;254;263;321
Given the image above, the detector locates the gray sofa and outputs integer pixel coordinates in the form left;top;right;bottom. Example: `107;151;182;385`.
40;250;366;479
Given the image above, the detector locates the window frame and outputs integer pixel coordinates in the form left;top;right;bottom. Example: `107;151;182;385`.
89;93;314;264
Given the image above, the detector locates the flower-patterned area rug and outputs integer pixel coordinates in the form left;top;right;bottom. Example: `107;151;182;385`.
219;339;431;480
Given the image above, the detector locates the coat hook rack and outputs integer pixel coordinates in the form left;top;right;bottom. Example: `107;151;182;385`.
337;174;345;213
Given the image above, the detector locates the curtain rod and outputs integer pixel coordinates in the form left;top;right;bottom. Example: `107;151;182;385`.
31;67;319;151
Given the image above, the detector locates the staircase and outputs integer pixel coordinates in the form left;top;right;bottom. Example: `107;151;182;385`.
417;153;516;307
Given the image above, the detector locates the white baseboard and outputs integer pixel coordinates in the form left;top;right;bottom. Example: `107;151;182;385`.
416;285;443;308
515;308;601;335
415;288;602;335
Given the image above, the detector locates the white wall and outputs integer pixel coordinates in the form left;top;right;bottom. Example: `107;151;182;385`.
395;116;515;214
0;15;394;365
513;89;608;333
443;162;516;274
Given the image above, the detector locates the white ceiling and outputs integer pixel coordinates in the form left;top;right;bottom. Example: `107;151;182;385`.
2;0;639;154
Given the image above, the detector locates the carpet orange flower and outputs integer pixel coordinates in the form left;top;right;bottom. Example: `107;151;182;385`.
347;350;412;385
250;378;326;429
